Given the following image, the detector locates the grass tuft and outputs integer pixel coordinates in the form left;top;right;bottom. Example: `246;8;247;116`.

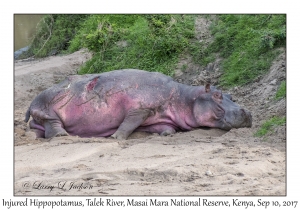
275;80;286;99
255;116;286;137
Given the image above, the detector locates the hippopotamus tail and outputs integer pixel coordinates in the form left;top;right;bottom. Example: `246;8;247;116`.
24;108;30;123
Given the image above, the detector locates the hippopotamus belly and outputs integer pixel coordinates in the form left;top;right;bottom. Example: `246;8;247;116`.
59;92;178;137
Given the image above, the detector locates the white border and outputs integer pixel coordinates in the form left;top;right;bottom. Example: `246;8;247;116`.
2;0;299;209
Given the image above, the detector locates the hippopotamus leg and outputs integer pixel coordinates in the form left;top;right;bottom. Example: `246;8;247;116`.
29;118;68;138
111;108;152;140
44;120;68;138
26;108;69;138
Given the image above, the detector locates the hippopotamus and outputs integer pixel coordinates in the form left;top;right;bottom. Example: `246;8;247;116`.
24;69;252;139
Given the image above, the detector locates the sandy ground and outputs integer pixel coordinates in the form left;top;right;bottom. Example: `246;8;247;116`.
13;47;286;196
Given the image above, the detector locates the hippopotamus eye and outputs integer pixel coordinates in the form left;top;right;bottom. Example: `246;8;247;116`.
213;92;223;100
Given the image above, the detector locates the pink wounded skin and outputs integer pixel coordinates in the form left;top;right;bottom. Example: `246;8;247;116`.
25;69;252;140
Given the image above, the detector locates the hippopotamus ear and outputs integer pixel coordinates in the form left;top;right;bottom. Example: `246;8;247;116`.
205;84;211;93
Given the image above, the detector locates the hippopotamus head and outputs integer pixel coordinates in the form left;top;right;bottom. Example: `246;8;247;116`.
193;84;252;130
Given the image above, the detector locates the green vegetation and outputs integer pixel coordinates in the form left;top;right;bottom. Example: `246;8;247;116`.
22;14;89;58
255;116;286;137
275;80;286;99
25;14;286;85
68;14;195;75
190;14;286;87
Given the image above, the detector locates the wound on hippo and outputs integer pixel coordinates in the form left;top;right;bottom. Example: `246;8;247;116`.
86;76;99;91
25;69;252;139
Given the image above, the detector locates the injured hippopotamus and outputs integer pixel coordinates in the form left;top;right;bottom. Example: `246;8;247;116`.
25;69;252;139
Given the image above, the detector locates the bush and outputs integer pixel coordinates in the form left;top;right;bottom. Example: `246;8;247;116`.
69;14;195;76
24;14;89;58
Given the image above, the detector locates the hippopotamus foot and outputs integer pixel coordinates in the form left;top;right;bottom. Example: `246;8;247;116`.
135;124;177;137
53;131;69;137
43;120;68;138
160;128;176;136
111;108;152;140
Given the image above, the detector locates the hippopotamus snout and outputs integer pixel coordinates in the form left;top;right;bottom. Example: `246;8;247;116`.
223;107;252;130
240;108;252;127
